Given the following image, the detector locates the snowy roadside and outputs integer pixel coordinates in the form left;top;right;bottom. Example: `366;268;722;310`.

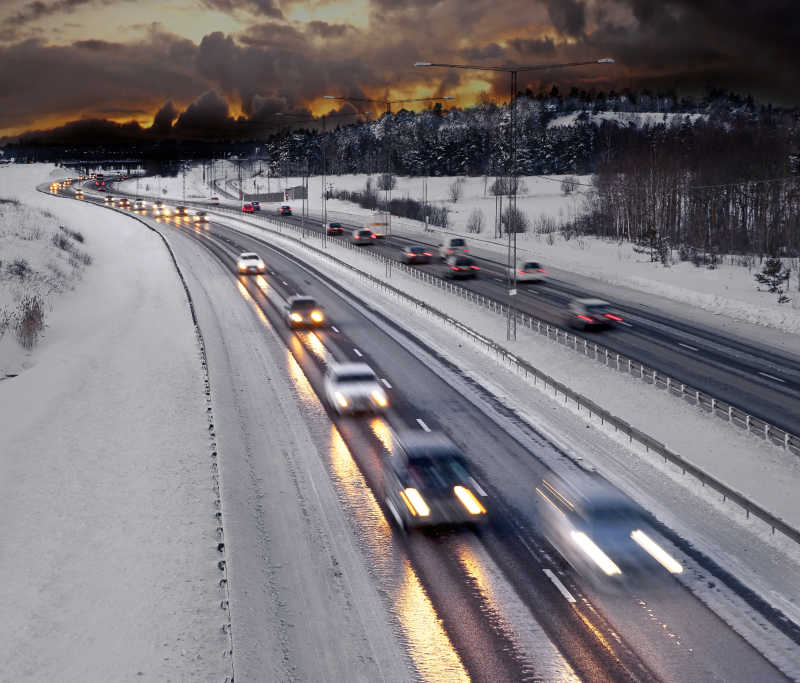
0;165;229;681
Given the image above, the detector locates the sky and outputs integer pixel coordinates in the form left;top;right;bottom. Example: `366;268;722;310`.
1;0;798;139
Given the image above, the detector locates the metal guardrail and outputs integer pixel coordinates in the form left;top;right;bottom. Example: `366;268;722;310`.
205;206;800;548
207;205;800;460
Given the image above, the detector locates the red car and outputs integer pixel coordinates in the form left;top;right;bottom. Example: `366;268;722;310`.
279;205;292;216
242;203;254;213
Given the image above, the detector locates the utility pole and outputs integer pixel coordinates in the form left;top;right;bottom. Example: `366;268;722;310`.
415;57;615;340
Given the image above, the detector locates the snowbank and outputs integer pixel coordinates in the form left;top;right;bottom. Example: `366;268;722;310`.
0;165;228;681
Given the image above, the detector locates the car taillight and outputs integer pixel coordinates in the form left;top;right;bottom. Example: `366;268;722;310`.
470;265;480;270
538;269;548;273
577;314;593;322
424;252;432;256
605;313;623;322
445;249;451;253
517;269;526;274
371;234;377;238
354;235;359;239
463;249;469;253
450;266;459;270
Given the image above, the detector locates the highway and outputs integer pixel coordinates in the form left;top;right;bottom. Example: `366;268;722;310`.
46;179;796;681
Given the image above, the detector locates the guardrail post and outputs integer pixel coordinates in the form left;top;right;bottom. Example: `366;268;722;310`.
711;397;716;411
764;424;769;441
745;415;751;430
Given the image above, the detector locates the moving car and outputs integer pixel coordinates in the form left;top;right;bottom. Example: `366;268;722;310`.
75;189;84;199
444;255;480;279
193;211;209;223
509;259;547;283
323;363;387;415
174;205;189;219
242;203;254;213
438;237;469;260
133;199;147;210
383;431;488;531
401;245;432;265
366;213;388;239
104;195;115;205
210;196;220;205
279;205;292;216
327;222;345;236
236;252;266;274
285;296;325;328
536;473;682;586
153;201;170;217
352;228;376;244
567;298;623;330
116;197;131;208
251;201;261;212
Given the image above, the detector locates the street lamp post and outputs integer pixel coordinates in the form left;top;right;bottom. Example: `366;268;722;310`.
324;94;454;237
415;58;614;340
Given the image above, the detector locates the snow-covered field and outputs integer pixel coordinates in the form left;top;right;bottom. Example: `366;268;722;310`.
0;165;229;681
547;111;708;129
123;166;800;335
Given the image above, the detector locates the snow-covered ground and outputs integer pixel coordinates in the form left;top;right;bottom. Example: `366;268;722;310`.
0;165;229;681
122;167;800;335
213;209;800;676
547;111;708;129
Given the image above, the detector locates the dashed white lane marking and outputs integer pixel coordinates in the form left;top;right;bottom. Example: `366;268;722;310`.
282;280;288;285
381;378;392;389
679;342;699;352
543;569;576;603
469;477;487;497
331;326;340;333
416;418;431;432
353;348;363;357
617;320;633;327
759;371;785;383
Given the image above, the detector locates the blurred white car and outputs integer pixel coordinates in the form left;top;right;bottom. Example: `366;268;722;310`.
438;237;469;260
133;199;147;210
236;252;265;274
153;201;170;217
324;363;387;415
509;259;547;282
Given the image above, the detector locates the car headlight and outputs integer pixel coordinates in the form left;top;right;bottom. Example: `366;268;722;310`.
401;488;430;517
570;531;621;576
238;263;247;271
310;310;324;323
453;486;486;515
371;390;388;407
334;392;349;408
631;529;683;574
290;313;303;323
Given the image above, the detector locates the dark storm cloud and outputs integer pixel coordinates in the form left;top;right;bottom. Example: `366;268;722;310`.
173;90;233;136
543;0;586;37
150;101;178;133
4;0;800;140
200;0;283;20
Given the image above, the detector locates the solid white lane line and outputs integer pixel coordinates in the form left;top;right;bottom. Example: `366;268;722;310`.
331;326;340;333
381;378;392;389
759;371;785;383
543;569;576;603
679;342;699;352
618;320;633;327
416;418;431;432
353;348;363;357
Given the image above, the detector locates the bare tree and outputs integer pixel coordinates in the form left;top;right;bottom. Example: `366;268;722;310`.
448;179;463;203
466;208;484;234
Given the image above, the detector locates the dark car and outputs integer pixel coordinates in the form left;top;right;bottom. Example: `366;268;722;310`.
285;295;325;328
402;245;432;265
251;201;261;211
174;205;189;218
279;205;292;216
327;222;345;235
352;228;376;244
383;431;488;531
567;298;623;330
444;255;480;279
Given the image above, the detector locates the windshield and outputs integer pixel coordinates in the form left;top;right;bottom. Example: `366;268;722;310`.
585;304;610;313
336;372;376;383
408;453;469;491
409;247;425;253
290;300;316;311
454;258;473;266
450;239;465;247
523;262;540;270
241;254;259;261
